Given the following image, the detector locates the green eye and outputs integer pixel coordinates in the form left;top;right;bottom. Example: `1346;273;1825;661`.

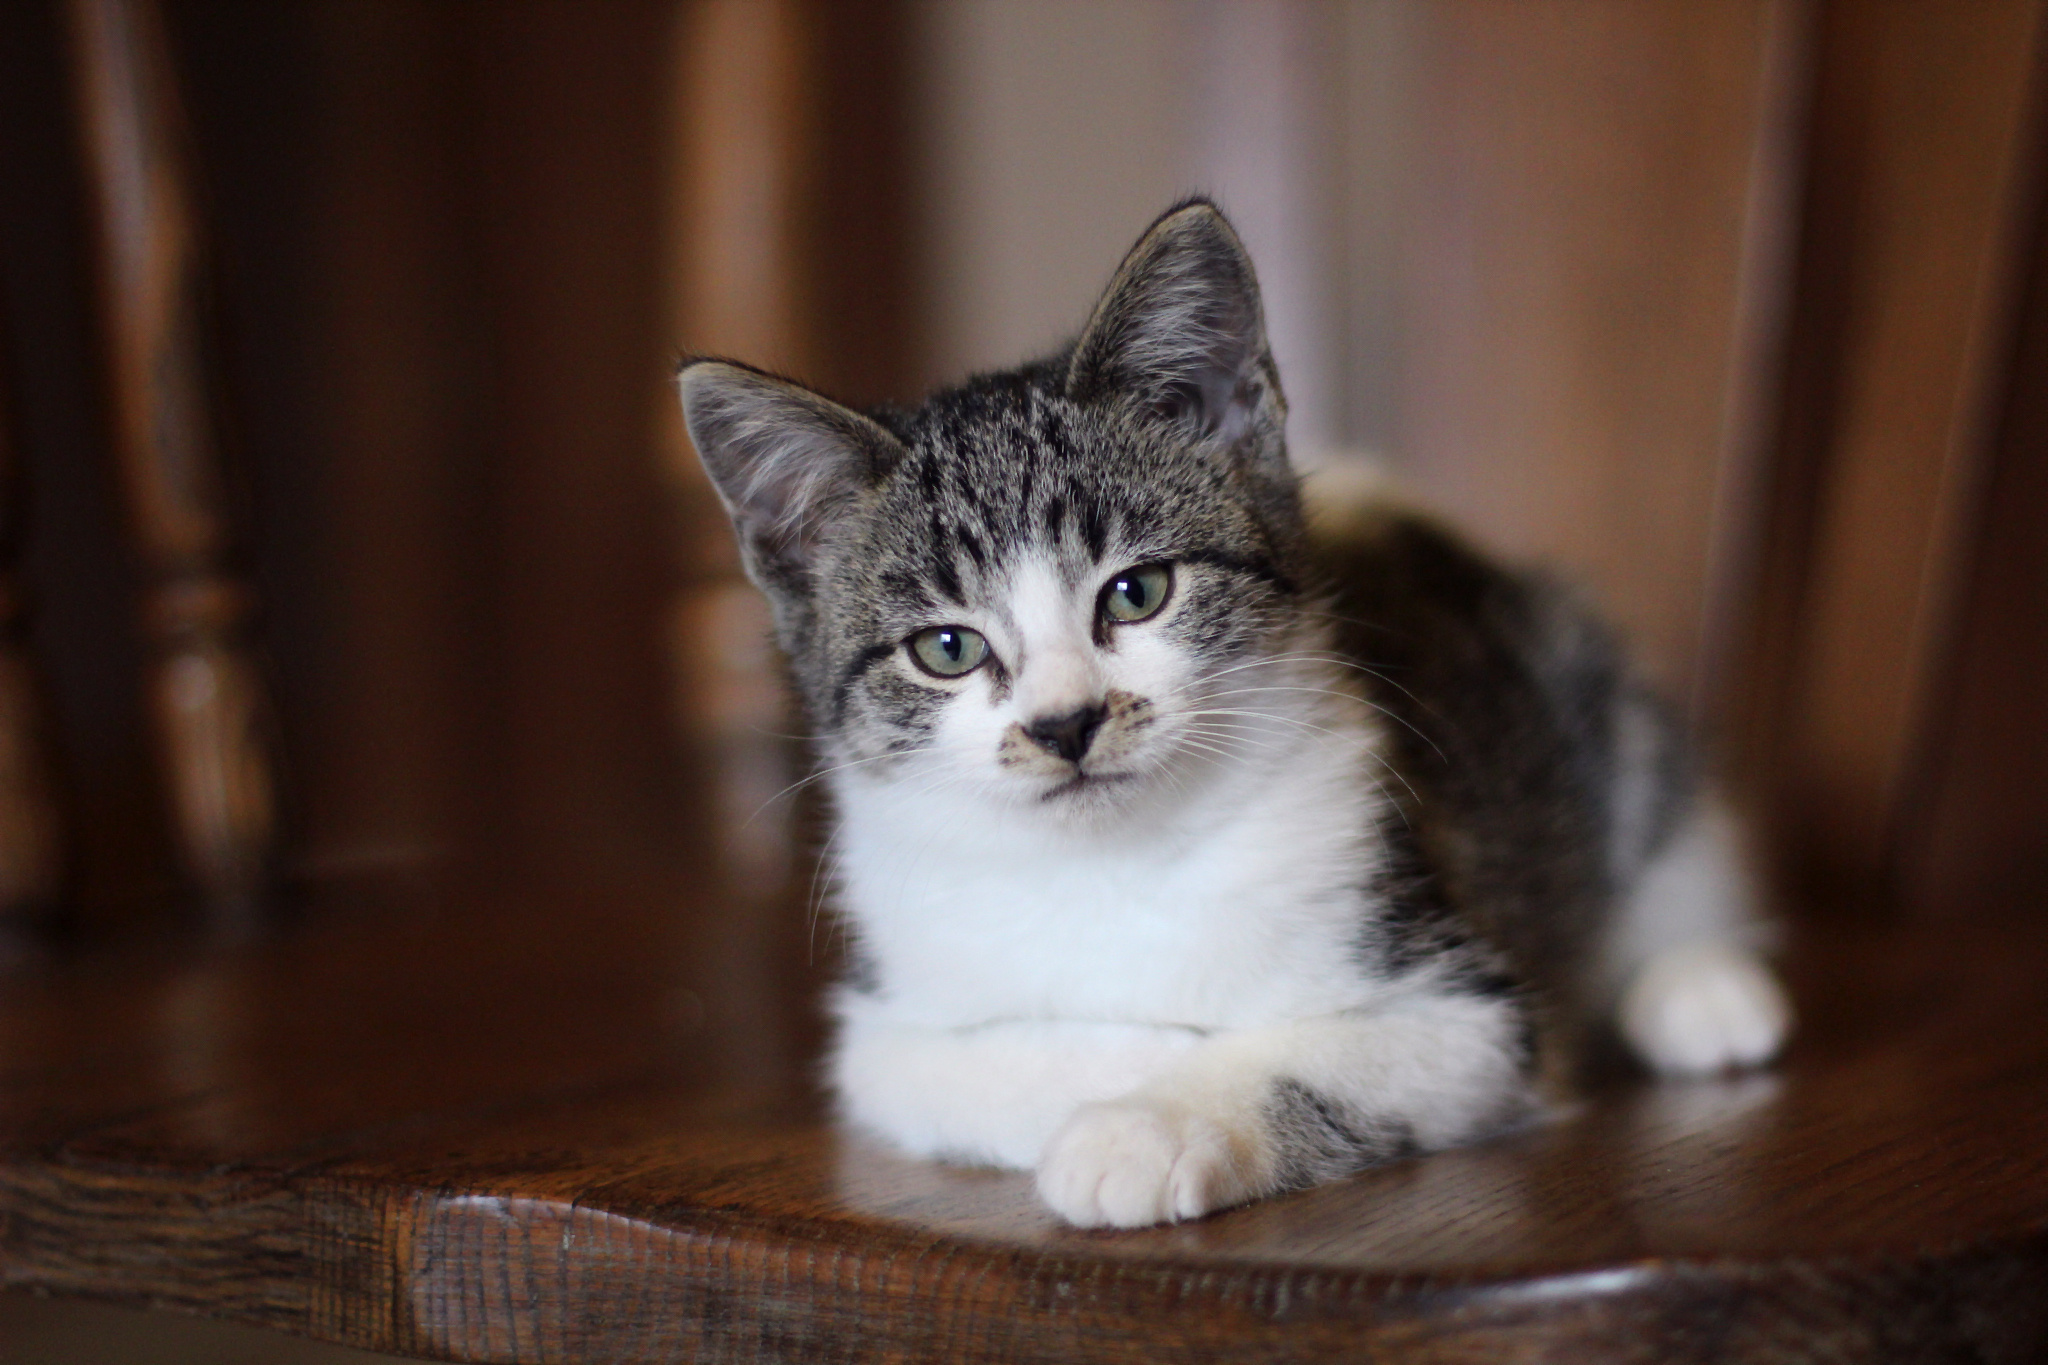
907;625;990;678
1101;563;1173;623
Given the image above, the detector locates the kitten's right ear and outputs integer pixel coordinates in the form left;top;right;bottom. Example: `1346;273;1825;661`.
679;360;902;593
1065;199;1282;453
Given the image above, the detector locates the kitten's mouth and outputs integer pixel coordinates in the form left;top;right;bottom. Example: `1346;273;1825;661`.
1040;770;1133;802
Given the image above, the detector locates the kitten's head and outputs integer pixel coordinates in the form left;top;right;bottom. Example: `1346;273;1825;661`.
681;200;1312;820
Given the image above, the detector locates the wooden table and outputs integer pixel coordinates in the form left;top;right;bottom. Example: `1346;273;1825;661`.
1;831;2045;1363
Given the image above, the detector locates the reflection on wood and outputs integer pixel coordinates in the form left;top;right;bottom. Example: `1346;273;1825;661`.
0;383;64;944
66;0;275;928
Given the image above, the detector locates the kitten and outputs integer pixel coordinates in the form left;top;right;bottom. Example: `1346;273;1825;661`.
679;199;1790;1228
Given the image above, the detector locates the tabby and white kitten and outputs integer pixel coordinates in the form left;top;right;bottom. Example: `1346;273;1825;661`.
680;200;1790;1228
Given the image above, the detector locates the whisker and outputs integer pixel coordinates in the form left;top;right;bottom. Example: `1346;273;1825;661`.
1175;723;1296;758
744;743;938;827
1179;707;1425;805
1191;683;1448;765
1178;707;1352;739
1171;733;1257;763
1199;647;1457;747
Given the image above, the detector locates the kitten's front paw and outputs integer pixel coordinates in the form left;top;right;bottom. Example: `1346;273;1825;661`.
1036;1099;1255;1227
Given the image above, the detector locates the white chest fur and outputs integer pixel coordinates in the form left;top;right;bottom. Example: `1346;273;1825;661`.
831;715;1392;1032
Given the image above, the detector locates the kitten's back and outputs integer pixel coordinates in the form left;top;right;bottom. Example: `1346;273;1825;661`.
1315;499;1716;1073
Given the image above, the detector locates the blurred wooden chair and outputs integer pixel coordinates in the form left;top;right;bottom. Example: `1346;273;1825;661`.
67;0;276;929
0;0;278;951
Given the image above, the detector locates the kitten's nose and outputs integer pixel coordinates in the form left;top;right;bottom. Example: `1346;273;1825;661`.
1025;703;1107;764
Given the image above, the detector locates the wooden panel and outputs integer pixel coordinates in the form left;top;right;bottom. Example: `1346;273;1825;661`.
664;0;917;500
798;0;919;411
1904;113;2048;916
466;2;690;898
280;0;487;893
661;0;813;894
54;0;915;922
1396;0;1797;707
0;379;64;946
666;0;814;598
672;0;816;382
1738;0;2045;900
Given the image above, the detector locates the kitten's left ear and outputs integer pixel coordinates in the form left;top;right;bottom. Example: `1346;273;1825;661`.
679;360;902;598
1066;198;1285;453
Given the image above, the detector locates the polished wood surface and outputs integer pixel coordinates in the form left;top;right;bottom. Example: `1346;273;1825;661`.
1;828;2045;1361
66;0;276;928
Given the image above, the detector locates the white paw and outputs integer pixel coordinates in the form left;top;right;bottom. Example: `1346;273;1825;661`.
1036;1100;1253;1227
1620;941;1792;1076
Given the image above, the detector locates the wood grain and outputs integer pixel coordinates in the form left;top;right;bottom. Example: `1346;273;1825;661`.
0;834;2044;1361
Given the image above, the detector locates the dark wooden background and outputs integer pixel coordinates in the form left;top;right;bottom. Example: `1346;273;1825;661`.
2;0;2037;938
0;0;2037;998
0;0;915;938
0;0;2033;941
